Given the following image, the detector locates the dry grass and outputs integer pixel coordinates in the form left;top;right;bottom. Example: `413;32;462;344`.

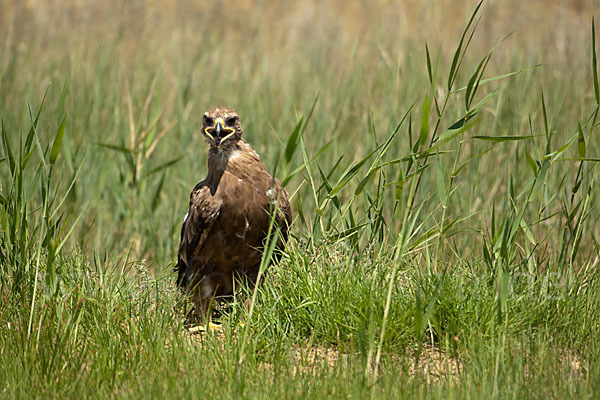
1;0;596;77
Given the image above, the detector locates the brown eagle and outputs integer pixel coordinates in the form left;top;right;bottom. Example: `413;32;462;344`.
176;106;291;324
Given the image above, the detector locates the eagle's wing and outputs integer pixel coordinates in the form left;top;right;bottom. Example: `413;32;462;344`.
175;183;222;288
273;179;292;229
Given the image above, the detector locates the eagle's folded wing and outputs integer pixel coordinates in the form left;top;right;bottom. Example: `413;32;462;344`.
175;184;221;288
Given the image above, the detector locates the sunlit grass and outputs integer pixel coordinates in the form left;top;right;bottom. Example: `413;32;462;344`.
1;1;599;398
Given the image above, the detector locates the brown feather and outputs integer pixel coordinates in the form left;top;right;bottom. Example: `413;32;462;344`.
176;107;291;321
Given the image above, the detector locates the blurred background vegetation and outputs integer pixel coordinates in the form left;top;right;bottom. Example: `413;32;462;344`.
1;0;597;268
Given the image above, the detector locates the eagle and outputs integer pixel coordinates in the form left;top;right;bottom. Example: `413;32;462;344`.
176;106;291;326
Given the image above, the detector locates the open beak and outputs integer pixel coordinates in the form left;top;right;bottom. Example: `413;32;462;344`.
204;117;236;147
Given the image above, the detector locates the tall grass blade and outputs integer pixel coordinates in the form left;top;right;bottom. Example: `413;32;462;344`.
24;89;48;153
49;115;66;165
454;64;542;92
284;117;303;166
146;156;182;177
426;43;433;85
329;147;379;196
435;151;447;207
447;0;483;90
471;135;538;142
577;122;586;158
2;120;16;174
281;136;335;186
151;172;166;212
419;94;430;147
592;18;599;105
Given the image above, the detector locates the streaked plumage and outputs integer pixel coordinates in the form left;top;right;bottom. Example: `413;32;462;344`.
176;106;291;322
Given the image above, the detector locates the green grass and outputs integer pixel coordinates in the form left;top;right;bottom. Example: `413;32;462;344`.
1;1;599;398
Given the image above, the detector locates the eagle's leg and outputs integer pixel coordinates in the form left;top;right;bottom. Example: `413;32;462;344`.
188;292;225;332
231;267;260;323
191;273;233;331
183;267;217;331
191;292;212;323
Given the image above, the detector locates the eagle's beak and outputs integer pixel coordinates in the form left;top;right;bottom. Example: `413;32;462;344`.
205;117;236;147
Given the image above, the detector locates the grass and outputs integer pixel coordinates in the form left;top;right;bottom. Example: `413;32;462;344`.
1;0;599;398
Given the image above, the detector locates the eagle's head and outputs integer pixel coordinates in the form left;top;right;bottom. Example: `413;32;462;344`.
201;106;243;152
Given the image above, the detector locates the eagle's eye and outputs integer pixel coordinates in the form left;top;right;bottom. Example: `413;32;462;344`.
203;116;214;126
226;116;238;126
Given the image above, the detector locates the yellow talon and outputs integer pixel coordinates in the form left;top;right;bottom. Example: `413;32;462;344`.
208;322;223;331
186;322;223;334
186;325;206;334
